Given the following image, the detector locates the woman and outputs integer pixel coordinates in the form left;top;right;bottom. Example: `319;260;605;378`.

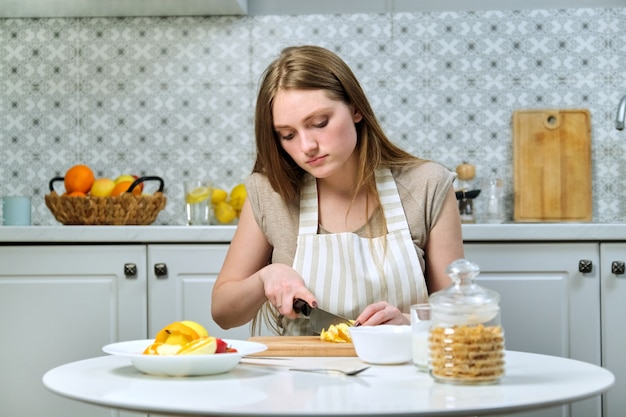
212;45;464;336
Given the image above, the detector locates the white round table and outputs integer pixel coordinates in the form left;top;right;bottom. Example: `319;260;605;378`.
43;350;614;416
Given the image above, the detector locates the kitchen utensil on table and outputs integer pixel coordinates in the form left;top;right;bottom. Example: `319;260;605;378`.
246;336;356;357
429;259;505;385
513;109;592;222
293;299;353;334
348;325;412;365
246;301;355;357
289;366;370;376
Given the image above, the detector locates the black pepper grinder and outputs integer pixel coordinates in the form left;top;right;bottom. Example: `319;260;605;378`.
455;162;480;224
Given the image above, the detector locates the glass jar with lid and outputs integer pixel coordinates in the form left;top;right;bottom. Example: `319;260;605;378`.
428;259;505;385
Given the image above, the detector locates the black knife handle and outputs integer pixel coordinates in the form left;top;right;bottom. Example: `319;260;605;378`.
293;299;312;316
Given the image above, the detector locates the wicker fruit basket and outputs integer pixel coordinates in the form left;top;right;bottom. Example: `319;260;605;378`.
45;176;166;225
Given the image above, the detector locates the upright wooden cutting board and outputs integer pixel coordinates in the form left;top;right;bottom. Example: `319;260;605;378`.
513;109;592;222
247;336;356;357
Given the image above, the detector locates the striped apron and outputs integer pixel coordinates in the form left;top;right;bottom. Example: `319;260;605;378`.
284;167;428;335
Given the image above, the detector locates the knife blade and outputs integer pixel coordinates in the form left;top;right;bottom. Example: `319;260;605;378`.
293;299;353;334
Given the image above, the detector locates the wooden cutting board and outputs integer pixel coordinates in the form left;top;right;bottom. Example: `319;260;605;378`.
513;109;592;222
247;336;356;357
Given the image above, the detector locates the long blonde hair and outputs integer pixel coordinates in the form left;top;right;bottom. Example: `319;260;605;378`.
254;45;420;204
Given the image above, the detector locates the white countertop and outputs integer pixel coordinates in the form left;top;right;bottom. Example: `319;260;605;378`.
461;223;626;241
1;223;625;243
0;225;237;243
43;351;614;416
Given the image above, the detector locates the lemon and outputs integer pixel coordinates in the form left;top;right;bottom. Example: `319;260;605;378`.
229;183;247;211
214;201;237;224
211;188;228;205
186;186;211;204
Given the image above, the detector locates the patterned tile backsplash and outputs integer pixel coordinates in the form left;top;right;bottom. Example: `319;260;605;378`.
1;7;625;225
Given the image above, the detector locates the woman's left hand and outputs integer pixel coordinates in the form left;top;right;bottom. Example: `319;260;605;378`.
354;301;409;326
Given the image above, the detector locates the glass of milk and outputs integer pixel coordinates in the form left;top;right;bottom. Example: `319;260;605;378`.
410;303;431;371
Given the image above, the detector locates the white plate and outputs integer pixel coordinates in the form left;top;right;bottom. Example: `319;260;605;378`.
102;339;267;377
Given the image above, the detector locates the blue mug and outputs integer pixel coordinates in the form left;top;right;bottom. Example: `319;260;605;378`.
2;196;31;226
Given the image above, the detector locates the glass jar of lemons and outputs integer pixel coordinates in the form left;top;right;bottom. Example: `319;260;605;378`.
210;183;246;225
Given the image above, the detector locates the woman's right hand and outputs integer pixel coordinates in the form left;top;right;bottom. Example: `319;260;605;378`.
259;263;317;318
212;199;315;329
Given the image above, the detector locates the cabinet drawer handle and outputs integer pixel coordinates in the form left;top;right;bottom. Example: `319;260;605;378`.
154;263;168;278
124;263;137;278
612;261;625;276
578;259;593;273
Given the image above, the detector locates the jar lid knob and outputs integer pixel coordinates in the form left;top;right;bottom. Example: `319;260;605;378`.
446;258;480;285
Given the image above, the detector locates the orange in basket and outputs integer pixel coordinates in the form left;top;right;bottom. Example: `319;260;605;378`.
111;181;142;197
64;164;95;194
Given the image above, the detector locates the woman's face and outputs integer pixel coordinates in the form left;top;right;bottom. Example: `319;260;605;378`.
272;89;362;180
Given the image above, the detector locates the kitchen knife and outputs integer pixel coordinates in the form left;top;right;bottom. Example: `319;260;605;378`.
293;299;353;334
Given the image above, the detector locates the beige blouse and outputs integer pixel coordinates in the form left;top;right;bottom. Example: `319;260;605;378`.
246;160;456;275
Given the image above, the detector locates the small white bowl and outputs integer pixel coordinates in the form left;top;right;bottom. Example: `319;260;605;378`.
349;325;412;365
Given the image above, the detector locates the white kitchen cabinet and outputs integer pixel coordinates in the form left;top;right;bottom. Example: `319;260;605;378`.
147;244;268;339
0;245;147;417
600;243;626;417
464;243;601;417
0;242;268;417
